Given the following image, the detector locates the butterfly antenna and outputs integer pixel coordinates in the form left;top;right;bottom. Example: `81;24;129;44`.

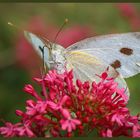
8;22;24;32
8;22;14;26
54;18;68;44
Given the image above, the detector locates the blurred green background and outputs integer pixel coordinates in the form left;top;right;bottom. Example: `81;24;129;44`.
0;3;140;123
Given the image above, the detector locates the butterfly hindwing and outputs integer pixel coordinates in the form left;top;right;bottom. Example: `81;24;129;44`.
66;50;116;80
65;50;129;96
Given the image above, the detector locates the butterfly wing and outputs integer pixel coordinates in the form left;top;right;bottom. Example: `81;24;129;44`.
66;32;140;78
66;50;116;80
24;31;51;67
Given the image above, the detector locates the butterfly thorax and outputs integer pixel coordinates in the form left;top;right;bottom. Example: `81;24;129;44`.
48;45;66;74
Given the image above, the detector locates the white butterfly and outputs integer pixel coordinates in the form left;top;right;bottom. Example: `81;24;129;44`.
24;31;140;98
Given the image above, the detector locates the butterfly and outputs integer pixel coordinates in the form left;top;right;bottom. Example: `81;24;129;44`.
24;31;140;98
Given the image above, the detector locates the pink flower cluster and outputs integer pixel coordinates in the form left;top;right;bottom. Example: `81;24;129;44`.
0;70;140;137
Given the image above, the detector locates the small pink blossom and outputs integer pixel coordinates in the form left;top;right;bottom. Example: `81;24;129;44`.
15;110;24;117
60;108;71;119
0;122;21;137
24;84;35;94
60;118;81;132
111;113;125;126
26;100;47;116
24;84;42;100
48;95;69;110
16;125;35;137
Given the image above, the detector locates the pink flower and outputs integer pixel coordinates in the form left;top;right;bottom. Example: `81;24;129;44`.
24;84;42;100
60;108;71;119
111;112;126;126
16;126;35;137
0;122;21;137
24;84;34;94
48;95;69;110
26;100;47;116
1;69;140;137
15;110;24;117
60;118;81;132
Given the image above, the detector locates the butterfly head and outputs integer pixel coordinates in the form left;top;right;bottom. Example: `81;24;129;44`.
24;31;67;73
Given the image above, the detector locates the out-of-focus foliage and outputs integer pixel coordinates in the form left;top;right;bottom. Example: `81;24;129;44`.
0;3;140;124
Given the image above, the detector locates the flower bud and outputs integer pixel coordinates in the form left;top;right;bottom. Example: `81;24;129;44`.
24;84;35;95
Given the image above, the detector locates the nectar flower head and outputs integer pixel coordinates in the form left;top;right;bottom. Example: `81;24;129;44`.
0;69;140;137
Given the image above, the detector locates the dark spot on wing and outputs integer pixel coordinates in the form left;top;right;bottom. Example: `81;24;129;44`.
120;48;133;55
110;60;121;69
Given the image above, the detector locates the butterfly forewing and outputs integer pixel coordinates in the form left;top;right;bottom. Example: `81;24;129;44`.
66;32;140;78
24;31;50;66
